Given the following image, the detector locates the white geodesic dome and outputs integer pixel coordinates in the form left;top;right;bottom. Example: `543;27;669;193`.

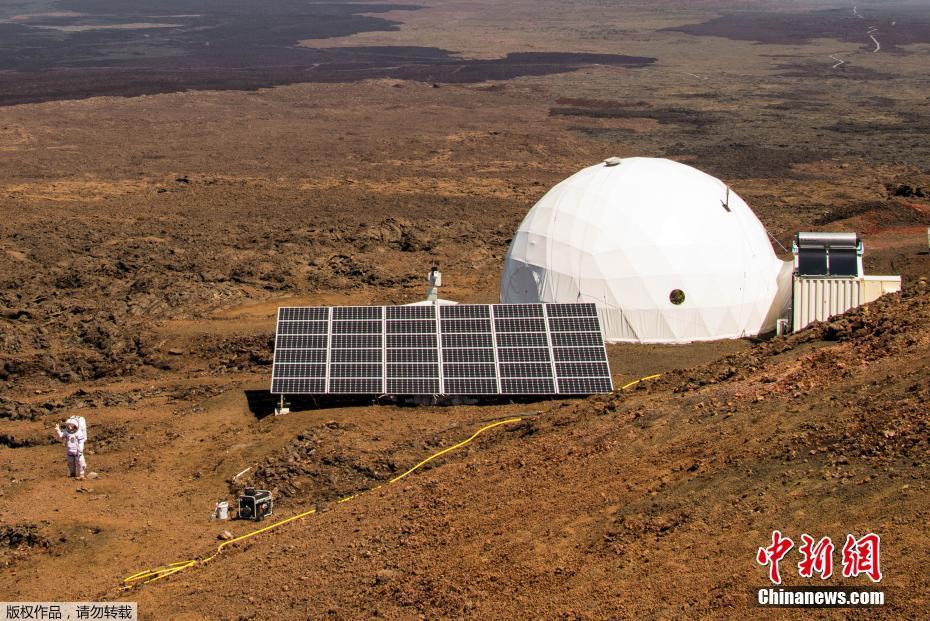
500;157;792;343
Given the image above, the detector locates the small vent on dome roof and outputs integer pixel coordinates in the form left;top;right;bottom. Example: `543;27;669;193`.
603;157;622;167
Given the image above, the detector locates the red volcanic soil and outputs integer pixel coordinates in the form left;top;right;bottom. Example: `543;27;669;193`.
126;287;927;619
2;3;930;615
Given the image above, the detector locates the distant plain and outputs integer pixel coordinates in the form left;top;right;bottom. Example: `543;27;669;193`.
1;1;928;618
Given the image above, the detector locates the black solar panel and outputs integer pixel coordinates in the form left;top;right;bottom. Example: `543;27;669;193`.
442;349;495;363
798;248;828;276
555;362;611;377
388;378;441;393
330;378;383;393
333;320;381;334
492;304;544;318
443;378;498;394
332;334;381;349
548;317;600;332
272;378;325;393
334;306;382;320
387;320;436;334
495;318;546;333
271;303;612;396
442;333;494;349
330;363;381;378
386;305;435;320
497;348;550;362
444;363;497;378
387;364;440;378
557;378;613;394
553;347;607;362
828;249;858;277
388;334;437;349
332;349;382;363
279;307;327;321
277;321;327;335
497;332;548;347
275;349;327;363
276;334;327;349
440;304;491;319
500;378;556;394
551;332;603;347
273;363;326;378
388;349;439;363
500;363;553;378
545;303;597;317
440;319;492;333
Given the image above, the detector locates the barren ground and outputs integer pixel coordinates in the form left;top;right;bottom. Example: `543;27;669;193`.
1;1;929;619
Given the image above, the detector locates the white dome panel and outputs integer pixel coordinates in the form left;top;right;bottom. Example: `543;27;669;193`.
501;157;792;343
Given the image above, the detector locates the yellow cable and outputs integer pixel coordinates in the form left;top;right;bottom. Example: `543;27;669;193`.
122;417;523;589
620;373;661;391
122;376;659;590
387;418;522;485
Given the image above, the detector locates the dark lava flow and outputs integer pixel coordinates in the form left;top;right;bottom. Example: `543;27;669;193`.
665;7;930;50
0;0;654;105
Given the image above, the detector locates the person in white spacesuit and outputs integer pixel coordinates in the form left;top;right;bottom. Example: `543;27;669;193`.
54;416;87;479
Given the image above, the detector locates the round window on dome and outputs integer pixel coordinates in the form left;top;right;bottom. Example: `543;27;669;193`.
669;289;685;305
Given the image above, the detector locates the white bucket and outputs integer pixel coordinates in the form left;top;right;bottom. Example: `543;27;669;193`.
214;501;229;520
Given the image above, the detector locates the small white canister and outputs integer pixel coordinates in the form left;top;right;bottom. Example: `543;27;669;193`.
214;501;229;520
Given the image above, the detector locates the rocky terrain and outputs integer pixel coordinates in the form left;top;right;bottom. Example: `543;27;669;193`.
1;0;928;618
133;285;930;619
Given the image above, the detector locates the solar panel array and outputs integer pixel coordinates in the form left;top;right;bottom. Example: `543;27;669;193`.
271;303;612;395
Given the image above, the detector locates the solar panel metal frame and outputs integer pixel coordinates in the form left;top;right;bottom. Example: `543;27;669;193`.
272;302;612;396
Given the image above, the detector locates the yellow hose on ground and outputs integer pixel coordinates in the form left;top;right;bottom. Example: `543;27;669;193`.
122;417;523;588
122;374;661;589
620;373;662;390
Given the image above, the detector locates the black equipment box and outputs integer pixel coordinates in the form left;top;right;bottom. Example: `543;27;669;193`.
238;488;273;521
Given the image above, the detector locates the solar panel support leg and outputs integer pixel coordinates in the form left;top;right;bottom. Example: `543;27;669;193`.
275;394;290;416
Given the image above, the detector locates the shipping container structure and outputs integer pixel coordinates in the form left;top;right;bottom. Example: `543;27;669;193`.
792;275;902;331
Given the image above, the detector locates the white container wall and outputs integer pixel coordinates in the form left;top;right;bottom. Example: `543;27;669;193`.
792;275;902;331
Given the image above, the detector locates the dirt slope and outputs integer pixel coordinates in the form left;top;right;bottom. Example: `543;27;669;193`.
121;285;929;620
2;2;930;616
